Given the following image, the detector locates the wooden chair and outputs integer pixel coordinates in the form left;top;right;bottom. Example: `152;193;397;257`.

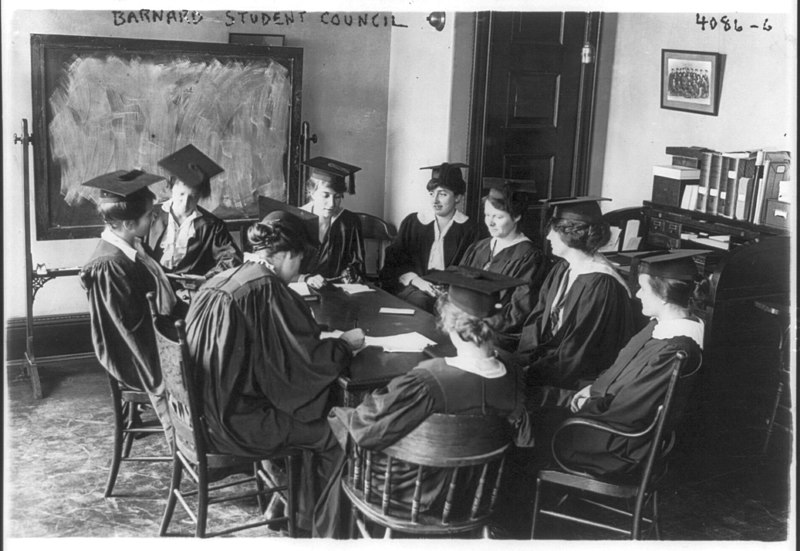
342;413;512;538
531;351;701;540
146;293;301;538
355;212;397;281
104;373;171;497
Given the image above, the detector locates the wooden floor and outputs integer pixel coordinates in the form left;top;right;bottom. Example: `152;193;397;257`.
5;361;794;543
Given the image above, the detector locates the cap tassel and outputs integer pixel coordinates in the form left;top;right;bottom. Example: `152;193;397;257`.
348;174;355;195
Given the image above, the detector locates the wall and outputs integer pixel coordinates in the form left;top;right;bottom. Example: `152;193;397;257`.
383;12;460;227
2;8;395;318
595;12;796;209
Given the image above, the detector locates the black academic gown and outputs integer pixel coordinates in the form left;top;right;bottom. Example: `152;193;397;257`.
184;261;352;529
518;260;637;397
146;205;242;278
80;239;173;438
459;237;545;348
303;208;365;281
313;357;531;538
379;212;480;293
552;320;702;476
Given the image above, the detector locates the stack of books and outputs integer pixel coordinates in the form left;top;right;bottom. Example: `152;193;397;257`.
652;146;791;226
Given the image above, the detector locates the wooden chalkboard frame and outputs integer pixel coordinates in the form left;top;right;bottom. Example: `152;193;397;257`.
31;34;303;240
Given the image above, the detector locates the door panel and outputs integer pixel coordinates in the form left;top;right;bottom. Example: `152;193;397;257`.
468;12;601;243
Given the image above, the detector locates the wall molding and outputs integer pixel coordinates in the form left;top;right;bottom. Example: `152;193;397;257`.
5;312;94;364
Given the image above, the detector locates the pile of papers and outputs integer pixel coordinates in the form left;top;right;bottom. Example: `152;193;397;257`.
333;283;375;295
319;330;436;353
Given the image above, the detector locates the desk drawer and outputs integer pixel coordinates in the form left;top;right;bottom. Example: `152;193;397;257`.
764;199;790;229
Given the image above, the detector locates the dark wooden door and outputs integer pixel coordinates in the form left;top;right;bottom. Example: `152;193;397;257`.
468;12;602;241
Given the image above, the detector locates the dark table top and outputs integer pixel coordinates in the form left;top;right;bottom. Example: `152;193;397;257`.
309;284;456;392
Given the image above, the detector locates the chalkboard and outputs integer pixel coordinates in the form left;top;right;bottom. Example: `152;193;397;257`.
31;34;303;240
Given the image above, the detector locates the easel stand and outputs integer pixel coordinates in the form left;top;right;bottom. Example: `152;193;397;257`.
15;118;42;398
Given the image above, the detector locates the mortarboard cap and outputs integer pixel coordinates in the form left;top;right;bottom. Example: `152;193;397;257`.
637;249;710;281
420;162;469;195
483;177;539;203
81;169;163;203
158;144;224;188
304;156;361;195
258;196;319;248
548;196;611;224
425;266;527;318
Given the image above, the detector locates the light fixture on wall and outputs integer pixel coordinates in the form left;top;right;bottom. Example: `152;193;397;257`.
427;12;446;31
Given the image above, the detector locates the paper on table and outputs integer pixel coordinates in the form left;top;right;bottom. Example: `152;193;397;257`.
365;332;436;353
288;282;312;296
379;307;415;315
334;283;375;295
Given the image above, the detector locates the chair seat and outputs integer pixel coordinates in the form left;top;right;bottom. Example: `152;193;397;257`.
538;469;639;500
342;481;489;536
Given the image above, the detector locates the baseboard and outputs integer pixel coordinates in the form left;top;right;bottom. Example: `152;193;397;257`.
6;352;100;379
5;312;94;364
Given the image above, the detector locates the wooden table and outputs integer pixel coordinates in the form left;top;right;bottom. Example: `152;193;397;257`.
309;284;455;406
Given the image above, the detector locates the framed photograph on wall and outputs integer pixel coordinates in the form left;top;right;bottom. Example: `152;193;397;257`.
661;49;722;116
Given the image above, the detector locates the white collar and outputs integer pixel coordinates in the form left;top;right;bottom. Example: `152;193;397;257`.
243;252;276;272
490;233;530;255
302;201;344;224
416;210;469;225
101;228;138;262
443;355;507;379
570;255;632;297
652;317;705;350
161;199;200;220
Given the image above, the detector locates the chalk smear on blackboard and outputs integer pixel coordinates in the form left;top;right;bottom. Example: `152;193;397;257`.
48;55;291;218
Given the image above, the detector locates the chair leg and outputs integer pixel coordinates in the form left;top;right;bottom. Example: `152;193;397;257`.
104;399;125;497
159;453;182;536
254;462;267;513
286;455;297;538
122;402;137;458
632;491;647;540
196;466;209;538
530;477;543;539
652;491;661;540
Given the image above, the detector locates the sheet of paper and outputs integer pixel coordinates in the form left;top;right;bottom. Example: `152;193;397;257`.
288;282;312;296
333;283;375;295
319;330;344;339
364;332;436;353
379;307;415;315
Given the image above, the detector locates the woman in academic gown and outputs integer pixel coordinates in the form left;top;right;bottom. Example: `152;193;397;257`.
313;269;533;538
517;197;638;406
379;162;480;312
298;156;366;288
459;182;546;349
551;251;706;476
80;170;178;442
146;145;242;281
183;210;365;532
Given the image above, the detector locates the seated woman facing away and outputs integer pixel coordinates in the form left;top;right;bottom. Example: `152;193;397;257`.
313;268;534;538
146;144;242;283
517;197;639;407
80;170;178;443
379;162;479;312
459;181;546;350
183;210;365;533
548;250;707;476
298;156;366;289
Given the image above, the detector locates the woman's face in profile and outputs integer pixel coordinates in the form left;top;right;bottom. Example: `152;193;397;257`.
636;274;662;318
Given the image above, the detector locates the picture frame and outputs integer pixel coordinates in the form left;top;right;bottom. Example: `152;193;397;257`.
228;33;286;47
660;49;722;116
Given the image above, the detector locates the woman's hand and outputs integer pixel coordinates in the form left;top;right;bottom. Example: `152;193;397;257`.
411;276;438;297
569;384;592;413
305;274;327;290
339;328;366;351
